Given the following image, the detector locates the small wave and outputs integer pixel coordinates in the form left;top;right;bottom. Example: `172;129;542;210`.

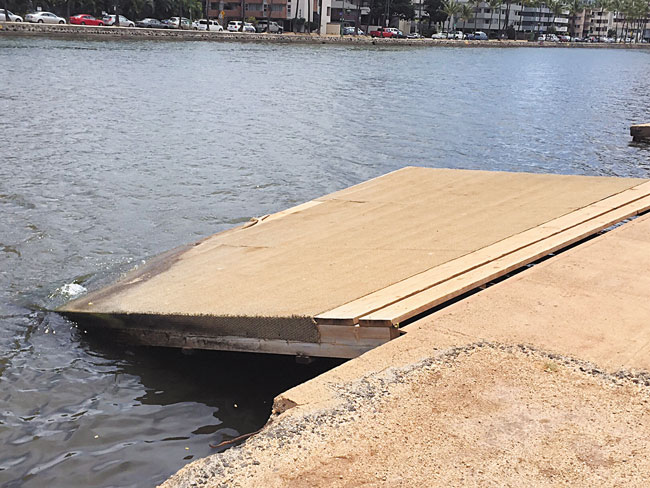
58;283;87;298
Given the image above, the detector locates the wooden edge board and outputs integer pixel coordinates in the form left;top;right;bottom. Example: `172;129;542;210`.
318;324;399;345
314;180;650;325
358;194;650;326
98;328;375;359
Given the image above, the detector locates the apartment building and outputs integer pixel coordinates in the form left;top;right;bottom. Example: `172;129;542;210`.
449;2;569;36
571;8;649;40
208;0;323;31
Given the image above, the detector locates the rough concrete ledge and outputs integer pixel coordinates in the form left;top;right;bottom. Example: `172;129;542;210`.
160;342;650;488
2;22;650;49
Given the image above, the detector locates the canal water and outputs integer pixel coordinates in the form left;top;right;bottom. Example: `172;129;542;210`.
1;37;649;487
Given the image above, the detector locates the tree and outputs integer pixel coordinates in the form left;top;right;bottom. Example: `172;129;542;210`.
489;0;503;35
442;0;460;31
610;0;623;40
549;0;565;33
460;2;473;31
567;0;582;37
424;0;448;29
470;0;480;31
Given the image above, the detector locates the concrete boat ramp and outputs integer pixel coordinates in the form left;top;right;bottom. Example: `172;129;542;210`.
58;167;650;358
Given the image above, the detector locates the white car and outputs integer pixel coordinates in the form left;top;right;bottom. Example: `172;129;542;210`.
0;10;23;22
103;15;135;27
193;19;223;31
242;22;256;33
25;11;66;24
431;32;447;39
227;20;241;32
447;31;464;39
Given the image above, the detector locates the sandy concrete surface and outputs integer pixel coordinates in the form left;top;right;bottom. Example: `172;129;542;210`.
161;344;650;488
161;212;650;487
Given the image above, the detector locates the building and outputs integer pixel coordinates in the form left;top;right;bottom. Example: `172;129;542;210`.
445;2;569;36
571;7;649;40
208;0;324;32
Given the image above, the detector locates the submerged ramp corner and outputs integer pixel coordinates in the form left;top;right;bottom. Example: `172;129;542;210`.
58;167;650;358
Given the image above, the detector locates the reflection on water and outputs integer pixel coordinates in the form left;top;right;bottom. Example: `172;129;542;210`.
0;37;649;486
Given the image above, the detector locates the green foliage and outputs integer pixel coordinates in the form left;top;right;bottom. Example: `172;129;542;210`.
423;0;448;24
367;0;416;24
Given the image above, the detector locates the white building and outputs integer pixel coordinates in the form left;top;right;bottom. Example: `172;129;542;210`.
443;2;569;36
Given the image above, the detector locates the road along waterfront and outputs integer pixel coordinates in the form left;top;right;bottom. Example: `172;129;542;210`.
1;36;649;487
3;21;650;48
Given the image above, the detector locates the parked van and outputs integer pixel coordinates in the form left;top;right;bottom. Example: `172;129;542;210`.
193;19;223;31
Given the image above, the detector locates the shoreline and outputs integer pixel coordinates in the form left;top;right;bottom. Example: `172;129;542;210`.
3;22;650;48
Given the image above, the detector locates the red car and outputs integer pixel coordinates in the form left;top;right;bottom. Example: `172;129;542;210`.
70;14;105;26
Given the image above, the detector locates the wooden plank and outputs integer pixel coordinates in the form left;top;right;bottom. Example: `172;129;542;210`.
358;194;650;326
318;324;399;345
315;181;650;326
98;328;374;359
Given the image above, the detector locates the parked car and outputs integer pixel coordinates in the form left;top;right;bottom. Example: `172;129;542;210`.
257;20;283;33
406;32;422;39
25;11;66;24
559;35;570;42
136;18;167;28
70;14;104;26
447;31;464;39
370;27;400;38
103;15;135;27
465;32;475;40
431;31;447;39
343;26;364;35
193;19;224;31
473;31;488;40
0;10;23;22
166;17;190;29
227;20;242;31
242;22;256;33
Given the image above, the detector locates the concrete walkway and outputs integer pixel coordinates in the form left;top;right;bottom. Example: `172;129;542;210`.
162;212;650;487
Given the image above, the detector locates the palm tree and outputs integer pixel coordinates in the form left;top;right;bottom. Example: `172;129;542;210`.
532;0;543;36
460;3;474;32
489;0;503;36
518;0;531;37
549;0;565;33
442;0;461;32
470;0;481;31
567;0;582;37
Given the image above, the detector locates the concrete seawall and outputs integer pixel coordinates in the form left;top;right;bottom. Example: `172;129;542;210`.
3;22;650;49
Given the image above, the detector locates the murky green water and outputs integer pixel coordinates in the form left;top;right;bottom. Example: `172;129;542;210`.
1;37;649;486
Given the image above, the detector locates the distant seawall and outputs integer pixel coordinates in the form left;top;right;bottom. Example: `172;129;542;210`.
2;22;650;49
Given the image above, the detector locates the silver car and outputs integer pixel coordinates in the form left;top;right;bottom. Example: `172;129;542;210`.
103;15;135;27
25;11;66;24
0;10;23;22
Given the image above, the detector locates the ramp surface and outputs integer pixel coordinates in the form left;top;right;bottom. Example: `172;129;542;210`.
59;167;650;357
